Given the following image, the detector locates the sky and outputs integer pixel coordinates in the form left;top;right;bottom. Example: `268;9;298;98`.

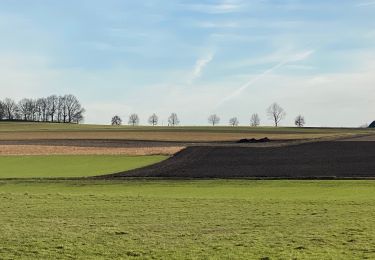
0;0;374;127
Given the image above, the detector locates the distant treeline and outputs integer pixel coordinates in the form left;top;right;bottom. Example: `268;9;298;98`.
0;95;85;123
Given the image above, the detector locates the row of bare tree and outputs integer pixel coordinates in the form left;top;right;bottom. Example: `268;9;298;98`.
0;95;85;123
210;103;305;127
208;114;257;127
111;103;306;127
112;113;180;126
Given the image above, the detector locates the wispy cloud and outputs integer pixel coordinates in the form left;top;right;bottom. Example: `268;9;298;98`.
189;53;215;83
357;1;375;6
216;50;315;106
194;19;304;30
195;21;239;28
182;0;243;14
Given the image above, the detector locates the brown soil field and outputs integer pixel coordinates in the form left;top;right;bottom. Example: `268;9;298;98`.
0;130;361;142
0;145;182;156
0;139;189;148
104;140;375;179
0;137;307;156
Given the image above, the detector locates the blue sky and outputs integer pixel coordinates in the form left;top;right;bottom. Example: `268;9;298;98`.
0;0;374;126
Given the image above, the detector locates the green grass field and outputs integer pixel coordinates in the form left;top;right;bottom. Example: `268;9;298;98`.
0;155;166;178
1;122;374;259
0;180;374;259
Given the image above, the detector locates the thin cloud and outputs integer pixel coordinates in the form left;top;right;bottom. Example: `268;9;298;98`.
181;1;243;14
216;50;315;107
190;53;214;83
195;21;239;28
357;1;375;6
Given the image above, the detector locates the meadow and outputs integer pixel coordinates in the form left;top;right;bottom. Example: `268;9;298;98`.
0;155;166;178
1;122;375;259
1;180;375;259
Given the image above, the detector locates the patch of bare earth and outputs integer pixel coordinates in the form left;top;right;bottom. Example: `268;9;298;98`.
105;141;375;179
0;131;348;141
0;145;183;156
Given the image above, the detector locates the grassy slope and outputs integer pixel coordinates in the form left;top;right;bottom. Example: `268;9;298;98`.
0;122;373;141
0;155;166;178
0;180;374;259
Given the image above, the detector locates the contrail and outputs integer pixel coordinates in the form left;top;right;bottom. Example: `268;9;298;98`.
216;49;314;107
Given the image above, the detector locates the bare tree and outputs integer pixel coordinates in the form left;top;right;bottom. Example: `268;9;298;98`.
0;100;5;120
111;115;122;125
250;113;260;127
71;107;85;123
294;115;305;127
36;98;48;122
128;113;139;126
0;95;84;123
208;114;220;126
29;99;38;121
168;113;179;126
148;113;158;126
229;117;239;126
56;96;64;122
47;95;58;122
56;96;68;123
64;94;85;123
18;98;33;121
64;95;75;122
267;103;286;127
2;98;18;120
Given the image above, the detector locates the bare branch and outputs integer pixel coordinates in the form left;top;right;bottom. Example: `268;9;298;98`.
267;103;286;127
208;114;220;126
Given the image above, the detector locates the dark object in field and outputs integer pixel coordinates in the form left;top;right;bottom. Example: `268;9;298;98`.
103;140;375;179
369;121;375;128
237;137;270;143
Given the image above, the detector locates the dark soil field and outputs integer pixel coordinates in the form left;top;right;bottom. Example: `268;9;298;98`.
340;135;375;142
106;139;375;179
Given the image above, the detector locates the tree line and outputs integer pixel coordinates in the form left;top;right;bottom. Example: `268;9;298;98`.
0;95;85;123
111;102;306;127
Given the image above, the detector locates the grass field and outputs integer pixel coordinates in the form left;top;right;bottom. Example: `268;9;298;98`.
1;121;374;259
0;180;374;259
0;155;166;178
0;122;373;141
